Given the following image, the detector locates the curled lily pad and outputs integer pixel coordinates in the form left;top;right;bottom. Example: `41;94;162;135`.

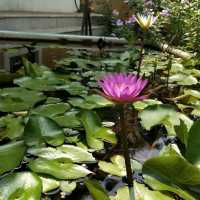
80;110;117;150
24;115;65;147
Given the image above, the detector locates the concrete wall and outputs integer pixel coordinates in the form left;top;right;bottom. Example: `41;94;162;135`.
0;0;80;13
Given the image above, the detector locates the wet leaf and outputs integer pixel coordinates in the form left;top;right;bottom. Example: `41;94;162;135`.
28;145;95;163
60;181;76;193
143;146;200;186
169;74;198;85
33;103;70;117
14;76;65;91
99;155;142;177
57;145;95;163
0;88;45;112
69;95;114;110
29;158;92;179
0;141;26;174
186;120;200;166
134;182;173;200
0;115;24;140
53;110;81;128
80;111;117;150
85;179;110;200
0;172;42;200
56;82;88;96
139;105;179;135
144;175;196;200
133;99;162;111
24;115;65;147
110;186;130;200
40;176;60;193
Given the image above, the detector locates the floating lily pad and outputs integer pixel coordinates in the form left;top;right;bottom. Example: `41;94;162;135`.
80;110;117;150
29;158;92;179
0;88;46;112
0;141;26;174
24;115;65;147
0;172;42;200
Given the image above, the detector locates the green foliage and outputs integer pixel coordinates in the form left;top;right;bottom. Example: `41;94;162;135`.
0;172;42;200
24;115;65;147
0;141;26;175
0;44;199;199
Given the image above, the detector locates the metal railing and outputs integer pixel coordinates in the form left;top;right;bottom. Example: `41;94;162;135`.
0;31;127;50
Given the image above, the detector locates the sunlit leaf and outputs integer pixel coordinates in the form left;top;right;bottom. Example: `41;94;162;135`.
0;172;42;200
134;182;173;200
40;176;60;193
99;155;142;177
143;146;200;186
144;175;196;200
28;145;95;163
60;181;76;193
29;158;92;179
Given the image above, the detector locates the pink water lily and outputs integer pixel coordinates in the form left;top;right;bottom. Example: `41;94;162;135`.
98;73;148;103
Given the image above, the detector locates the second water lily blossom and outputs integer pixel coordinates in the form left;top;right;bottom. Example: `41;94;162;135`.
135;14;157;31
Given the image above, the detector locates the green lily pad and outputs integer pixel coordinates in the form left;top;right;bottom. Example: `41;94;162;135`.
0;141;26;174
24;115;65;147
110;187;130;200
133;99;162;110
134;182;174;200
0;88;46;112
53;110;81;128
139;105;192;135
80;111;117;150
85;179;110;200
144;175;196;200
0;115;24;140
60;181;76;193
56;82;88;96
169;74;198;85
28;158;92;180
143;146;200;186
186;120;200;166
40;176;60;193
69;95;114;110
0;172;42;200
33;103;70;117
14;76;65;91
28;145;95;163
98;155;142;177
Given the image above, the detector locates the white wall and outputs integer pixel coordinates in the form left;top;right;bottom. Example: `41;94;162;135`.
0;0;80;13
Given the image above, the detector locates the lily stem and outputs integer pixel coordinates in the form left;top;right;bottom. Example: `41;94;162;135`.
137;36;144;76
119;104;134;189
